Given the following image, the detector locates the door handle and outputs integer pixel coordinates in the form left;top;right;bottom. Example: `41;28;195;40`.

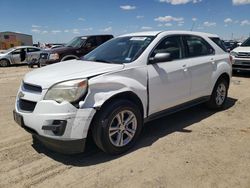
182;64;188;72
210;57;215;65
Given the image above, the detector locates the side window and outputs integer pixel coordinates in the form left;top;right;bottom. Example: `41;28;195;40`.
96;36;105;46
209;37;227;52
11;49;21;55
4;35;9;40
86;37;97;48
184;36;214;57
151;36;183;60
27;48;40;53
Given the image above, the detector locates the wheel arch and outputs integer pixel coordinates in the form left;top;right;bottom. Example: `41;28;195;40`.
86;91;145;140
61;55;79;61
96;91;144;118
0;58;11;65
214;72;230;88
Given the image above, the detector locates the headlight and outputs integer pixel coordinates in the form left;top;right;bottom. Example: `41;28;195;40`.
49;53;59;60
230;51;238;57
44;79;88;103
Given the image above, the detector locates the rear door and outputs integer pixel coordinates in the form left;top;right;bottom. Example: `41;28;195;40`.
182;35;215;99
148;35;191;115
27;48;41;63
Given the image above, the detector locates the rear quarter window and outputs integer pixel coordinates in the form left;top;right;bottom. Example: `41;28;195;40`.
210;37;227;52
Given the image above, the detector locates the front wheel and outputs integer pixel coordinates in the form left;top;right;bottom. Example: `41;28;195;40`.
206;78;229;110
0;59;10;67
91;100;143;155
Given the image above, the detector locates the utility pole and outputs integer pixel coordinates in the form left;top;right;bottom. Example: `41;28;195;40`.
190;22;195;31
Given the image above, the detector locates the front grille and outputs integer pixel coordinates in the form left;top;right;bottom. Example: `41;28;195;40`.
40;53;49;59
22;82;42;93
237;52;250;58
19;99;37;112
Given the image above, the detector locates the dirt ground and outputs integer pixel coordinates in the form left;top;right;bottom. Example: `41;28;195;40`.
0;66;250;188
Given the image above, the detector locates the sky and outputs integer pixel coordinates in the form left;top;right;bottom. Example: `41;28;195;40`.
1;0;250;43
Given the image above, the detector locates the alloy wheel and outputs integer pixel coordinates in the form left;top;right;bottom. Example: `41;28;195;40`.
108;110;137;147
216;83;226;106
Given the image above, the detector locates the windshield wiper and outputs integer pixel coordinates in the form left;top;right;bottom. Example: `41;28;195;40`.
94;59;113;63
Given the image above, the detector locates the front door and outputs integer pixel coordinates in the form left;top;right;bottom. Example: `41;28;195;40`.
11;48;27;64
148;36;191;115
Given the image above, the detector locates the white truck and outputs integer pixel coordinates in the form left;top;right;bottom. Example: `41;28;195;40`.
13;31;232;155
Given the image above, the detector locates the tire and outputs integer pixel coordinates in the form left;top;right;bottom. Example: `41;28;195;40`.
206;78;229;110
91;100;143;155
0;59;10;67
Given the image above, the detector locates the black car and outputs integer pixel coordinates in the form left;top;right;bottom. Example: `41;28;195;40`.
39;35;113;65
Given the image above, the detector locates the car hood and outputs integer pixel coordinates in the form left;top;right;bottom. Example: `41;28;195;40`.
24;60;124;89
45;46;75;54
232;46;250;53
0;53;7;57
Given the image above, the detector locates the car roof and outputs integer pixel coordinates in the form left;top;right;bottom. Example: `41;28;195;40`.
14;46;41;49
78;34;114;38
119;30;219;38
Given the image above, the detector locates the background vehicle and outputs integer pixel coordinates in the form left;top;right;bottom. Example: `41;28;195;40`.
14;31;231;155
223;40;239;52
230;37;250;72
48;44;65;49
0;46;41;67
39;35;113;65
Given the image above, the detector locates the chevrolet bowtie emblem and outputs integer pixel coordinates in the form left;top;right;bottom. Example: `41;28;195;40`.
18;91;25;98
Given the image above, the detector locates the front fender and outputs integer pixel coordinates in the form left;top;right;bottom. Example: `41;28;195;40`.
0;56;12;64
82;66;148;117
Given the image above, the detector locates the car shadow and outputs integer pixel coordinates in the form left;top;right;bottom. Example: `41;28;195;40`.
8;63;28;67
233;71;250;78
32;97;237;167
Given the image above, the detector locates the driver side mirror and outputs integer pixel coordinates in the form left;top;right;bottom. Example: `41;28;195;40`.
149;53;171;64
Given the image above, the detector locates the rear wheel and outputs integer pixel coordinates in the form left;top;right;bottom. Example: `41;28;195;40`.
0;59;10;67
91;100;143;155
206;78;229;109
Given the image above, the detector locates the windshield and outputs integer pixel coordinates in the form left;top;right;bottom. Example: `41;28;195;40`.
66;37;86;48
241;38;250;47
83;36;155;64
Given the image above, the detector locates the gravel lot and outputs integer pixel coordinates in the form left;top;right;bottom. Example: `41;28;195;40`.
0;66;250;188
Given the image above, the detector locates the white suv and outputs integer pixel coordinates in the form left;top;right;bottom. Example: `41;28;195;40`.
13;31;232;155
230;37;250;71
